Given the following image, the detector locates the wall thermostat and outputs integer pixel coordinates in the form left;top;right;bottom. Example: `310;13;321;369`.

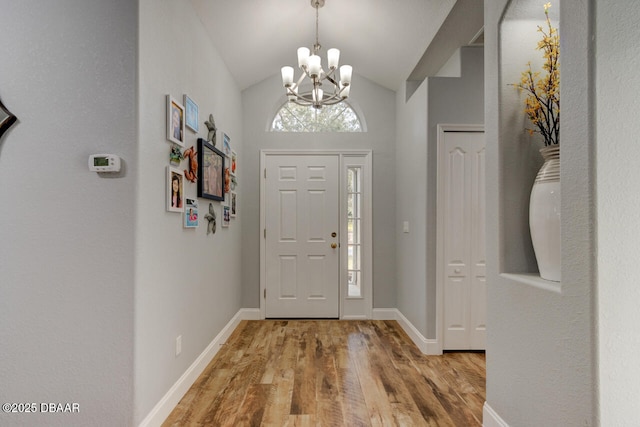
89;154;121;172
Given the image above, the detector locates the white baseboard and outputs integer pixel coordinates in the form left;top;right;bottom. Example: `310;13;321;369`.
238;308;261;320
372;308;441;355
483;402;510;427
138;308;259;427
371;308;398;320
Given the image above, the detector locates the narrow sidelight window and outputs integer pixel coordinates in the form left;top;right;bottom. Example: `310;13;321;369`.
347;167;362;297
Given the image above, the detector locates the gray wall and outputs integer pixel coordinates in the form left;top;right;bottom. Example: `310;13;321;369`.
596;0;640;423
241;73;396;309
484;0;596;425
395;79;429;336
395;46;484;338
135;0;244;423
0;1;138;426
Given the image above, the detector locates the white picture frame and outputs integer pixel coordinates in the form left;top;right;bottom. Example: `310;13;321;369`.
222;132;231;157
167;166;185;213
184;198;198;228
230;150;237;177
230;191;237;218
184;94;198;132
166;95;185;146
222;205;230;227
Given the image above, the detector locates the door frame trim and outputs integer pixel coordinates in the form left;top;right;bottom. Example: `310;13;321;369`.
435;124;484;354
260;149;373;320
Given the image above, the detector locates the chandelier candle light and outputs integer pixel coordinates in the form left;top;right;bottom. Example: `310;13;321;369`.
280;0;352;109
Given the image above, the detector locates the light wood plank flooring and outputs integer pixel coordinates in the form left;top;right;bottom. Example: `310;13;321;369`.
163;320;485;426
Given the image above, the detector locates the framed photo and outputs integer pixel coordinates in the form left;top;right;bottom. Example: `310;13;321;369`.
230;150;237;176
184;198;198;228
224;165;231;193
197;138;225;201
230;191;237;218
222;133;231;157
222;205;230;227
167;166;185;212
183;95;198;132
166;95;185;146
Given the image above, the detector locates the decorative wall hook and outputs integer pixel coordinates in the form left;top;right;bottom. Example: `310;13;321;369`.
204;114;217;145
0;97;17;139
205;203;217;235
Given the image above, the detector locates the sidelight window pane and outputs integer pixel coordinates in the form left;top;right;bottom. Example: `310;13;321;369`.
347;166;362;298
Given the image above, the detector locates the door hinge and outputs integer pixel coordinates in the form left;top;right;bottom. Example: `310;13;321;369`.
264;288;266;299
264;168;266;178
264;228;266;238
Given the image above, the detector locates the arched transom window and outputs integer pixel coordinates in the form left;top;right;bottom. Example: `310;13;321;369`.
271;102;363;132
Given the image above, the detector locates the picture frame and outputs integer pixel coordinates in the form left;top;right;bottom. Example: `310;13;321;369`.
230;191;237;218
197;138;225;201
183;95;198;132
184;198;198;228
224;165;231;193
222;133;231;157
0;97;17;139
166;95;185;146
167;166;185;212
230;150;237;176
222;205;230;227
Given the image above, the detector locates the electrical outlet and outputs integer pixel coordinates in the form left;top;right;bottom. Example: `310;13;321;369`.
176;335;182;357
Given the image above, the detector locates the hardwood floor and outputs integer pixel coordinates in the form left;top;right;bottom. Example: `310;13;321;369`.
163;320;485;427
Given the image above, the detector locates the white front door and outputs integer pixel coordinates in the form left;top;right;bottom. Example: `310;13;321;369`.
264;154;340;318
439;128;486;350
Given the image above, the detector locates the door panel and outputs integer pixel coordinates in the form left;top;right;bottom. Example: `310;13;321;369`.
265;155;339;318
442;131;486;350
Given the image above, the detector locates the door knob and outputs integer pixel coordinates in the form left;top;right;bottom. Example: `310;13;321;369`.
331;243;337;249
331;232;337;238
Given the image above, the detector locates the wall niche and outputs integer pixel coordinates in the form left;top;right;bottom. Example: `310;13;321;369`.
498;0;561;290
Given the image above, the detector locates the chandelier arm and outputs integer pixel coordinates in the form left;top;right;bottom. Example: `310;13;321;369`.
324;74;339;87
322;91;342;101
291;98;314;107
319;67;337;81
317;97;344;106
294;72;306;89
294;92;316;102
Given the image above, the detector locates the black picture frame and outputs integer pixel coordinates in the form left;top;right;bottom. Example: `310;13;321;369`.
197;138;225;201
0;98;17;139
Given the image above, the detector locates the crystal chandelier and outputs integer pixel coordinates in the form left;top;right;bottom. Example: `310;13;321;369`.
280;0;353;109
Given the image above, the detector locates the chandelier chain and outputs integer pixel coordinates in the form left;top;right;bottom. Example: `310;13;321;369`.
314;2;321;53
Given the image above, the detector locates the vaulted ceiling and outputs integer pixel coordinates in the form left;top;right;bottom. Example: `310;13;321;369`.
189;0;475;92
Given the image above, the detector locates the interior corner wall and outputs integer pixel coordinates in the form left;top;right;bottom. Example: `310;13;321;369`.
0;1;138;426
240;73;396;310
395;79;429;336
484;0;596;425
136;0;243;423
596;0;640;423
395;46;484;339
426;46;484;338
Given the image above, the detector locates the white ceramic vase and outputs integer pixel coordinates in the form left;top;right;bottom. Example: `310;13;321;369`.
529;145;561;282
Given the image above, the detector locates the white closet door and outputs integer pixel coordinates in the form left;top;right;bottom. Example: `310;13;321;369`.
441;130;486;350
